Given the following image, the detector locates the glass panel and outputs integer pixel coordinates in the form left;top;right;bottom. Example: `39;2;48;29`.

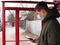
47;4;54;7
45;0;54;2
20;41;37;45
5;10;15;41
6;42;15;45
19;10;42;45
5;3;37;8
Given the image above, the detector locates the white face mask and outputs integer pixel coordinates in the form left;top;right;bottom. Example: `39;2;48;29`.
37;15;44;20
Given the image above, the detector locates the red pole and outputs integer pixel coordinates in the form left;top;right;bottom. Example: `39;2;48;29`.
15;10;19;45
2;2;6;45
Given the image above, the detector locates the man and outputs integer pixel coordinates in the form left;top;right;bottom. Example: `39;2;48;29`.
34;1;60;45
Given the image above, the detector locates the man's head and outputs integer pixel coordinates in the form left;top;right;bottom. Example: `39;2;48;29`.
35;1;48;20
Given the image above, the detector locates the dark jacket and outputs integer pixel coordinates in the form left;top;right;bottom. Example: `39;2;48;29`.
37;8;60;45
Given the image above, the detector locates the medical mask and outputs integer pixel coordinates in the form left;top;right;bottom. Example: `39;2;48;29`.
37;15;44;20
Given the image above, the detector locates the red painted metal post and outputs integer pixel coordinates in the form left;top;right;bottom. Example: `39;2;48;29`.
15;10;19;45
2;2;6;45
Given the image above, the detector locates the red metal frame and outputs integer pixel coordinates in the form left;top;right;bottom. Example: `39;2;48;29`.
2;1;60;45
2;1;55;4
2;2;6;45
6;40;30;42
15;10;19;45
4;7;35;10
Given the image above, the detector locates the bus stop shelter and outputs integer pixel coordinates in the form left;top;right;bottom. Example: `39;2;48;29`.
2;0;60;45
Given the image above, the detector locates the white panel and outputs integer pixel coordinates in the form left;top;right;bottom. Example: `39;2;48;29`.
27;20;42;36
5;3;36;8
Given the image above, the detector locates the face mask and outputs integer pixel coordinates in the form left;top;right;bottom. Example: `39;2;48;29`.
37;15;44;20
